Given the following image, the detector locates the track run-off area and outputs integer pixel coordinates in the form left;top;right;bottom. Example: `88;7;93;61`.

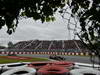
0;53;98;64
16;54;98;64
0;54;100;75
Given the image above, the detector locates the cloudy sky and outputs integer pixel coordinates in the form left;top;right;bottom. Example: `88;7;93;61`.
0;13;78;46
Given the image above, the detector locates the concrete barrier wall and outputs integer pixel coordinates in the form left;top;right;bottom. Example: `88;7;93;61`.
0;52;90;56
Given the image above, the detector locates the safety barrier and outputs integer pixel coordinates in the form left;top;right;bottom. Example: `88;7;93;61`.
37;64;69;75
0;51;90;56
1;66;36;75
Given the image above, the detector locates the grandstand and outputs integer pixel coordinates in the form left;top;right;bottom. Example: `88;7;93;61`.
7;40;88;53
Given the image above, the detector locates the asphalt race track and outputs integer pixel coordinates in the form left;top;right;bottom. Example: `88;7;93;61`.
17;54;99;64
0;54;98;64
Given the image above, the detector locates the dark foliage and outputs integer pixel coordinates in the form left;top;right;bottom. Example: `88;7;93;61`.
67;0;100;64
0;0;65;34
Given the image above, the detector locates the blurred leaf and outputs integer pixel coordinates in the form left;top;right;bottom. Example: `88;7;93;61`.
20;12;26;16
51;17;55;21
0;0;66;34
46;17;51;22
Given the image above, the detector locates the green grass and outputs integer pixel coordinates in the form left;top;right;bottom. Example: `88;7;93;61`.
0;56;49;64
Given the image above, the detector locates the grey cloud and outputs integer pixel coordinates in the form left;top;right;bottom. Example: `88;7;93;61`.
0;14;76;46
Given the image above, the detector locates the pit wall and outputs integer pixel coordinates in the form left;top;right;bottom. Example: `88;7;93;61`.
0;52;90;56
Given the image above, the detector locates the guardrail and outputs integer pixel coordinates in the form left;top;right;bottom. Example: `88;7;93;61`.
0;52;90;56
